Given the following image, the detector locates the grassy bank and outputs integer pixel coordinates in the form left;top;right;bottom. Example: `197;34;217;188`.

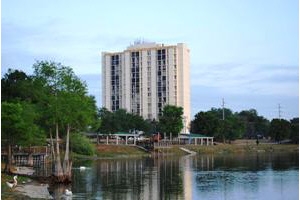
95;145;148;158
92;143;298;158
184;143;299;154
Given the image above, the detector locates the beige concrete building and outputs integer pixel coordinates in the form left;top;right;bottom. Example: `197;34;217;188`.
102;41;191;125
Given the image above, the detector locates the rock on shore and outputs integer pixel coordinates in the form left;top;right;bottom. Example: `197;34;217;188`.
15;182;53;199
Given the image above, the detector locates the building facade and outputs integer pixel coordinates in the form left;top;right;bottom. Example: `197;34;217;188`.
102;42;191;124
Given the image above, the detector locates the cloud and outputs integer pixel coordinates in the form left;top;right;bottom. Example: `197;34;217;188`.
1;20;136;75
191;63;298;97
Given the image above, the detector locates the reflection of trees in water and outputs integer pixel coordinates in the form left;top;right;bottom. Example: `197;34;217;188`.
156;157;184;199
48;152;298;199
70;157;184;200
192;152;298;172
270;152;299;170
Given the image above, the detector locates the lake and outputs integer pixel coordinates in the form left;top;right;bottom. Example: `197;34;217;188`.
49;152;298;200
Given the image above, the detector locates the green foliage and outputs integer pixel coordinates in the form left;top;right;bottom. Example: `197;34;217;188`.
1;101;45;146
1;61;98;155
1;69;35;102
70;133;95;156
290;118;299;143
1;102;24;144
190;111;220;136
98;107;117;134
238;109;269;138
33;61;98;131
269;119;291;142
144;119;159;136
158;105;184;137
98;107;150;134
191;108;245;142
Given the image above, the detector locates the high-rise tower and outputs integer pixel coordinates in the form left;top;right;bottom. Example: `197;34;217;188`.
102;41;191;124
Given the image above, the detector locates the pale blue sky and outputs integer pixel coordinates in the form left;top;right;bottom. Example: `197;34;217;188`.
1;0;299;120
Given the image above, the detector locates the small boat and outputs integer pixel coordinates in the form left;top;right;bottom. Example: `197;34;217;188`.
79;166;86;171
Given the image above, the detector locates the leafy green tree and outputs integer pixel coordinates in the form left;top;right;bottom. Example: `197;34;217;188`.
2;69;34;102
158;105;184;137
98;107;150;134
190;108;245;142
1;102;45;172
289;118;298;144
222;115;244;142
269;119;291;142
2;102;23;173
70;133;95;155
33;61;97;183
238;109;270;138
190;111;220;136
98;107;116;134
144;119;159;136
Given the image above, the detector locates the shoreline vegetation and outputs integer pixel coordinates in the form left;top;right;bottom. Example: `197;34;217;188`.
2;142;298;199
91;142;299;158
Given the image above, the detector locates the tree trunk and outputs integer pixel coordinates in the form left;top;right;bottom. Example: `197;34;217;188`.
63;124;72;181
54;123;63;178
5;144;12;173
49;128;56;161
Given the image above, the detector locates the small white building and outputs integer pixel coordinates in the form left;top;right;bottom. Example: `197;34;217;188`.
178;133;214;145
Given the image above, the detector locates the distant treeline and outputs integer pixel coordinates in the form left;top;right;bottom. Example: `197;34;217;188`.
2;62;299;148
190;108;298;143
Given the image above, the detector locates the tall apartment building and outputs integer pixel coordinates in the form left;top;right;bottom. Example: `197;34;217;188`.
102;42;191;124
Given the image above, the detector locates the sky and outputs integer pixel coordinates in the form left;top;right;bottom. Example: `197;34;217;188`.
1;0;299;120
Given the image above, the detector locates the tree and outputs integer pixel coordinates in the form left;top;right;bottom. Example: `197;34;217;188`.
98;107;116;134
2;69;34;102
33;61;97;183
2;102;24;173
1;102;45;173
144;119;159;136
190;111;219;136
222;115;244;142
290;118;298;144
158;105;184;137
98;107;150;134
190;108;245;142
238;109;270;138
269;119;291;142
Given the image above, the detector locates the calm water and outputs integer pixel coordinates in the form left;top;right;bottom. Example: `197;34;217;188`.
49;152;298;200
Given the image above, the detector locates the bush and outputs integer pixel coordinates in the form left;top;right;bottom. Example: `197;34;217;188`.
70;133;95;156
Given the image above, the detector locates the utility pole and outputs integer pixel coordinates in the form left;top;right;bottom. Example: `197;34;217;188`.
278;104;282;119
222;98;225;120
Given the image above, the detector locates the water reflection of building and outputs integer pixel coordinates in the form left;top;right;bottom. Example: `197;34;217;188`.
182;155;193;199
182;155;215;199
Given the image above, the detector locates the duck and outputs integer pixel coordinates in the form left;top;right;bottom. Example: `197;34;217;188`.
6;175;17;188
65;189;72;196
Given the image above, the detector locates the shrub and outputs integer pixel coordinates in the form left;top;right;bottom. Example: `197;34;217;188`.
70;133;95;156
